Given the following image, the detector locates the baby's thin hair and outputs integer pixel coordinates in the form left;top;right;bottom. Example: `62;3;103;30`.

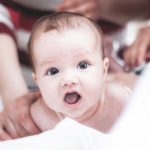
28;12;104;70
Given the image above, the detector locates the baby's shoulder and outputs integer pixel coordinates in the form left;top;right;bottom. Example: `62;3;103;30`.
30;98;62;131
105;81;131;106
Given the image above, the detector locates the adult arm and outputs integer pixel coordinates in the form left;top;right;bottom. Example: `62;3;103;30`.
56;0;150;25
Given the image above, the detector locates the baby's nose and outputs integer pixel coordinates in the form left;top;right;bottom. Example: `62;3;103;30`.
60;76;78;88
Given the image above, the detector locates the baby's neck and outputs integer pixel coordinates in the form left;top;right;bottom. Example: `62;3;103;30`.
79;89;126;133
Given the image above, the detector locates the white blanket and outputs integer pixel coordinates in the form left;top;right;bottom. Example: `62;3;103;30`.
0;118;109;150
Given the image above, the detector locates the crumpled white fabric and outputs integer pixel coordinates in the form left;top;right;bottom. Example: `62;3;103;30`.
0;118;109;150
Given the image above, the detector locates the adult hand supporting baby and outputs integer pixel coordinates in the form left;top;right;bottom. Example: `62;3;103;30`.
0;91;41;140
123;26;150;69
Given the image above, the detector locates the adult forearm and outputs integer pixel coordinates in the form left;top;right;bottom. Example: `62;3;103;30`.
100;0;150;25
0;34;28;105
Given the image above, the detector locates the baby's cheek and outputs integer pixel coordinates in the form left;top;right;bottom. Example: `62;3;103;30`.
86;82;103;100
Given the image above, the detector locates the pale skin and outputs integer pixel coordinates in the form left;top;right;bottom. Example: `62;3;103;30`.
30;25;131;132
0;27;135;140
0;31;135;140
0;0;147;140
0;33;136;140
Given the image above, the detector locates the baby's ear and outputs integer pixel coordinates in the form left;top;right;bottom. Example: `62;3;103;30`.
32;72;37;83
103;57;109;76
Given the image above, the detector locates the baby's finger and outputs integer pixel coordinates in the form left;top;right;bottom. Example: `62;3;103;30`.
26;91;41;104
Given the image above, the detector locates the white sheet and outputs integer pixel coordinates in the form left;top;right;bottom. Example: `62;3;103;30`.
0;118;109;150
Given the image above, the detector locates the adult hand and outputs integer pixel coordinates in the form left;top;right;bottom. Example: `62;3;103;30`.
56;0;101;20
0;91;41;141
123;26;150;69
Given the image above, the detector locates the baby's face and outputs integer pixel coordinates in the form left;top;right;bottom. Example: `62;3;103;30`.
32;27;109;121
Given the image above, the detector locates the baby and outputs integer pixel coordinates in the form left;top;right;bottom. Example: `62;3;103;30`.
29;12;131;133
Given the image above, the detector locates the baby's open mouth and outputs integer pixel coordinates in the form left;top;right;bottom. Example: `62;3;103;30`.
64;92;81;105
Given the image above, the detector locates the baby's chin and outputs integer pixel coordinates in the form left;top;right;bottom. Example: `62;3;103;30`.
63;108;93;122
65;113;87;122
66;102;100;122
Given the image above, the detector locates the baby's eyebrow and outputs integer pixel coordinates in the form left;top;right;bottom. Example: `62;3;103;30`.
40;58;56;67
73;51;92;58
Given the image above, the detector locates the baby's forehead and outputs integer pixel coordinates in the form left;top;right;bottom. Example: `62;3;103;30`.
32;18;103;56
37;23;102;46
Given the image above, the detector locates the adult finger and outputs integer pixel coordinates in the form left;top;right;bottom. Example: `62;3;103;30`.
3;116;20;139
10;121;29;137
136;37;150;65
146;49;150;61
123;46;135;69
0;128;12;141
19;113;41;135
25;91;41;104
62;1;95;16
56;0;77;11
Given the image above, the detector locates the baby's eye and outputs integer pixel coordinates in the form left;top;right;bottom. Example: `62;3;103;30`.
78;62;89;69
46;67;59;76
